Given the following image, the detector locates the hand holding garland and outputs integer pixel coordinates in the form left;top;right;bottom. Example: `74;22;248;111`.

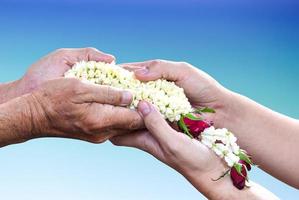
0;78;144;147
0;47;115;104
0;48;144;147
121;60;299;189
111;101;278;200
110;60;285;199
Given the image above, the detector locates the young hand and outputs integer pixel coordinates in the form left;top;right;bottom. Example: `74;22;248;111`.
121;60;231;127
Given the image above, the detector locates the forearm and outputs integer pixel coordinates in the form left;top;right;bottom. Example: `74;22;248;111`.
0;95;35;147
0;79;27;104
215;89;299;188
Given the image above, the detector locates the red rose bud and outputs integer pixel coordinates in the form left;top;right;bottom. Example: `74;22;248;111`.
230;162;248;190
239;159;251;171
183;117;212;138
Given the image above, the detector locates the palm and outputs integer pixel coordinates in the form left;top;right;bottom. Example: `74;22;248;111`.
113;129;221;175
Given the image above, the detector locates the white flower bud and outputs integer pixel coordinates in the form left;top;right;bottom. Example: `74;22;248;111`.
64;61;193;122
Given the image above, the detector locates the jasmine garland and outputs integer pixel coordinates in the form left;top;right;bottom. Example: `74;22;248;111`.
180;112;253;190
64;61;193;122
64;61;253;190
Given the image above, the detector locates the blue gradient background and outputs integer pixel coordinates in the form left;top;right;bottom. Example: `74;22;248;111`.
0;0;298;199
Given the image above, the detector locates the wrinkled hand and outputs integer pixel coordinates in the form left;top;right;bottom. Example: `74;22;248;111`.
19;47;115;94
27;78;143;143
111;101;228;198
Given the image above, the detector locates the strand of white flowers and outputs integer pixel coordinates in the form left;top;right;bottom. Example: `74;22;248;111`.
201;126;240;167
64;61;193;122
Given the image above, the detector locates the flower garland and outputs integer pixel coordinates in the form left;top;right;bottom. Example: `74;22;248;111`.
65;61;193;122
64;61;253;190
181;113;253;189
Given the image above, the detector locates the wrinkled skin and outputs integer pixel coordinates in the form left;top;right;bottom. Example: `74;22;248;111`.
19;47;115;94
28;78;144;143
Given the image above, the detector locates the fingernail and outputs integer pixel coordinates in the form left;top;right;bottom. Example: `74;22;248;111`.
138;101;151;116
121;91;132;105
134;67;149;75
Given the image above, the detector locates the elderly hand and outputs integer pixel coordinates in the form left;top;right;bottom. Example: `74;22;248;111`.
21;47;115;93
16;78;143;144
0;47;115;104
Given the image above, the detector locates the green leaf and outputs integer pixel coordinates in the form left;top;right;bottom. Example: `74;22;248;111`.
195;107;216;114
238;151;253;165
233;163;248;178
234;163;243;175
178;115;193;139
184;113;202;121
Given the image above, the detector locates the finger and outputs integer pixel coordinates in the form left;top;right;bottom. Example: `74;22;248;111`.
110;130;162;158
106;106;145;130
47;129;128;144
122;60;186;82
120;61;149;67
83;47;115;63
78;83;133;106
137;101;176;143
119;64;144;72
62;47;115;66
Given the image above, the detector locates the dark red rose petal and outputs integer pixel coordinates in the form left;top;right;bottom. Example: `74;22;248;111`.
230;163;247;190
239;159;251;171
183;117;212;138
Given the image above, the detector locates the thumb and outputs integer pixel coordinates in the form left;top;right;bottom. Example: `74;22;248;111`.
137;101;175;143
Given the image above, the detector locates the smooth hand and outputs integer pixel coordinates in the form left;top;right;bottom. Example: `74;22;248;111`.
111;101;235;199
111;101;279;200
122;60;230;127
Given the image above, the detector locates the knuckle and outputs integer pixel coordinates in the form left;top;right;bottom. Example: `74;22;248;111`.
128;115;142;130
55;48;69;55
151;59;163;66
84;47;99;54
99;112;114;129
82;119;99;134
68;79;83;93
110;139;120;146
110;136;125;146
89;136;107;144
106;87;121;104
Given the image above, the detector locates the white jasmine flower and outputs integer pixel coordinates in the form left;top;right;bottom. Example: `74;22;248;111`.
200;125;242;168
225;152;240;167
64;61;193;122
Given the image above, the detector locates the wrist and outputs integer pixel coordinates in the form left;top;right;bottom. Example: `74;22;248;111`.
207;87;239;129
0;95;37;146
24;92;50;138
0;79;24;103
184;162;245;200
181;157;234;199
